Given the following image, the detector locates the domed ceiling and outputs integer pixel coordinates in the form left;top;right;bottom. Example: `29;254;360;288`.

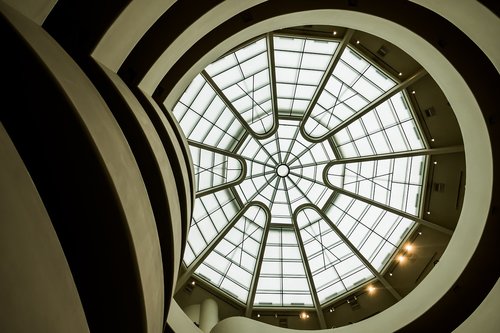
173;31;430;309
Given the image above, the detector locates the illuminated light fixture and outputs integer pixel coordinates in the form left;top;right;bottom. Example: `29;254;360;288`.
299;312;309;319
356;40;360;44
398;72;402;76
434;161;438;165
333;30;337;35
257;314;261;318
367;285;375;294
191;281;196;286
329;308;335;313
275;313;278;318
389;272;393;276
405;244;413;252
398;255;405;262
411;90;416;94
427;211;431;215
418;231;423;235
431;138;435;142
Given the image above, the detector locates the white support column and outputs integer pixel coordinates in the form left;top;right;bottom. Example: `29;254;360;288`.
199;298;219;333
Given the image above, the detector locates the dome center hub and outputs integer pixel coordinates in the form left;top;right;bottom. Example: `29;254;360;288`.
276;164;290;177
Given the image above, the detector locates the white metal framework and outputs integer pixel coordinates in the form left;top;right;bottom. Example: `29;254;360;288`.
172;30;442;321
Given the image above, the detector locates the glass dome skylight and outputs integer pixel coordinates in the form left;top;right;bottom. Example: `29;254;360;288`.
172;31;428;312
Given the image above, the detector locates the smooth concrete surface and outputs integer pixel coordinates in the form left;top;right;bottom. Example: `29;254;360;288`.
98;61;183;295
454;278;500;333
200;298;219;333
411;0;500;72
1;0;57;24
0;123;90;333
168;300;204;333
158;5;494;333
140;90;195;273
0;3;164;333
92;0;176;72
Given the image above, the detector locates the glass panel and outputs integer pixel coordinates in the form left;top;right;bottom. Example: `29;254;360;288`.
328;156;425;215
333;92;425;158
195;205;267;303
206;37;275;135
274;35;339;117
254;228;313;307
173;74;245;151
304;46;397;139
184;190;240;266
325;194;414;270
296;208;374;303
190;145;244;193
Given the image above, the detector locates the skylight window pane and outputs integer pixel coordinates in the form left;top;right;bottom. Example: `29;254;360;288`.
324;194;415;271
255;227;313;307
189;145;244;193
194;205;267;303
205;37;275;135
332;92;425;158
183;190;240;266
274;35;339;117
173;75;246;151
327;157;426;215
296;207;377;303
304;46;396;139
364;67;396;91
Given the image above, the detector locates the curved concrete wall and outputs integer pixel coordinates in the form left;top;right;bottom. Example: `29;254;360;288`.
1;2;164;332
0;124;89;333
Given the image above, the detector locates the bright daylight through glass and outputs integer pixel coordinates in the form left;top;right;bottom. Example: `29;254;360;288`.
172;31;428;309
